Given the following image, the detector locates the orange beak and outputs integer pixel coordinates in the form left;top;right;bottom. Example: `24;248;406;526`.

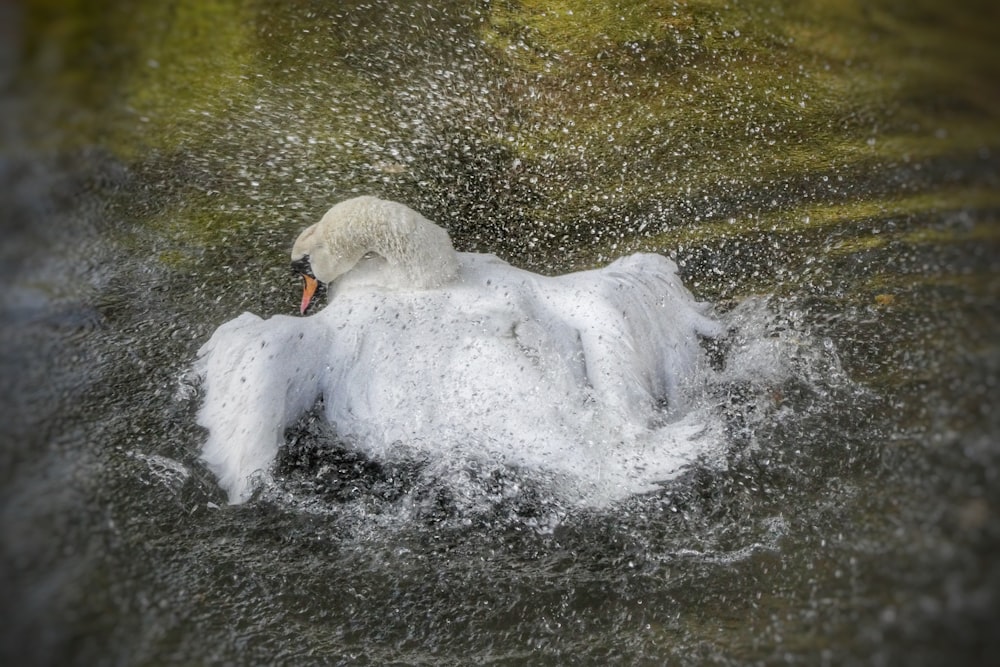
299;274;318;315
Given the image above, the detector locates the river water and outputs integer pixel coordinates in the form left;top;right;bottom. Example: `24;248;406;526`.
1;1;998;664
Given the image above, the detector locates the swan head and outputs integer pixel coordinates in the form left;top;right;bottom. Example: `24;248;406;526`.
290;222;367;314
290;196;460;315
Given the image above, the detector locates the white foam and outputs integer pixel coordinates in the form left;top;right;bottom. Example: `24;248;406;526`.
129;451;190;495
195;252;725;506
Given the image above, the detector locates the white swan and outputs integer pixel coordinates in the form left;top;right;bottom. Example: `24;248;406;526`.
196;196;723;505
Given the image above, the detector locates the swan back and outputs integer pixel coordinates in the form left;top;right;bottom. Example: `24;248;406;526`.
291;196;459;288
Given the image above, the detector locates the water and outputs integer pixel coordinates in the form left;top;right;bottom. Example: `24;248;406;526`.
2;1;998;664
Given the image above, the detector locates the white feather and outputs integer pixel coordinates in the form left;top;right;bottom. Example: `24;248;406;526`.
197;197;722;505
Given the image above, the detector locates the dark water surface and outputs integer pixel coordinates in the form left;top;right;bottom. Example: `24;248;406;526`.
2;1;998;664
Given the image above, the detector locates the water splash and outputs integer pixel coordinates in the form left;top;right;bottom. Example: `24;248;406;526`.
184;290;853;535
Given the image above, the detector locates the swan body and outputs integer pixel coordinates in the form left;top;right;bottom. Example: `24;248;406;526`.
196;197;722;504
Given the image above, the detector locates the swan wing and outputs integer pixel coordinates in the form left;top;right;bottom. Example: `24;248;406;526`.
196;312;327;502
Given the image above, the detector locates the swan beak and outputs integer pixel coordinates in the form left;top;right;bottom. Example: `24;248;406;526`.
300;275;319;315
